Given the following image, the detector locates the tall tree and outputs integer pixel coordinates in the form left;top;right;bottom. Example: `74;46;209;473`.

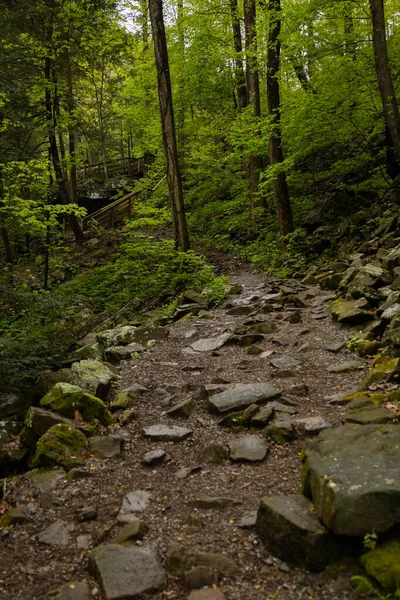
229;0;247;109
244;0;262;219
369;0;400;168
266;0;293;248
148;0;190;251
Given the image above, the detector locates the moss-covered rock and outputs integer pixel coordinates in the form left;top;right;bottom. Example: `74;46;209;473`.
330;297;374;324
20;406;73;448
353;340;382;357
69;343;103;362
361;540;400;591
31;424;89;470
40;382;113;425
70;360;116;399
109;392;135;412
96;326;137;348
361;356;400;388
34;368;73;398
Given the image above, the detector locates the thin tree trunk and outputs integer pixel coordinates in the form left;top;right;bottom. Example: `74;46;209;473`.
45;56;84;243
1;226;12;264
244;0;263;217
149;0;190;251
369;0;400;164
344;2;356;60
66;51;78;206
267;0;293;249
177;0;186;168
230;0;247;109
43;219;50;291
140;0;149;49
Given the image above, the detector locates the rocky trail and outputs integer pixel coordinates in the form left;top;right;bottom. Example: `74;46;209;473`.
2;265;400;600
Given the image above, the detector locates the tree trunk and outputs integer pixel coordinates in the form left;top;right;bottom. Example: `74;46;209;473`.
177;0;186;167
229;0;247;110
1;226;12;264
45;56;84;244
244;0;263;217
369;0;400;165
149;0;190;251
344;2;356;60
66;51;78;206
267;0;293;249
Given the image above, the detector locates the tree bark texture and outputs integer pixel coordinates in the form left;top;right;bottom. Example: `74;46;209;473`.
267;0;293;248
149;0;190;251
66;51;78;206
244;0;263;217
369;0;400;165
229;0;247;110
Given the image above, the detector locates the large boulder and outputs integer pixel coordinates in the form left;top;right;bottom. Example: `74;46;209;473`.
302;424;400;536
20;406;73;448
35;368;73;397
95;326;137;348
40;382;113;425
0;392;32;419
256;495;342;571
31;424;89;470
70;360;116;400
330;298;374;324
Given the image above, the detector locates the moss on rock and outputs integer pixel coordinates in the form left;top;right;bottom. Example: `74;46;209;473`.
31;424;89;470
361;540;400;591
40;382;113;425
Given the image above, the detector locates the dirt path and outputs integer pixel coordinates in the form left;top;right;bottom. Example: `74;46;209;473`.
1;270;371;600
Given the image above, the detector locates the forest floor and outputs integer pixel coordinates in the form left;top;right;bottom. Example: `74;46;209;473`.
0;261;372;600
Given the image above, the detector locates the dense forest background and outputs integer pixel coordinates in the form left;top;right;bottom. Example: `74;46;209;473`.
0;0;399;392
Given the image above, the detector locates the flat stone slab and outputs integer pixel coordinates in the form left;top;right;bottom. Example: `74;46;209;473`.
256;496;341;572
117;491;152;523
208;383;280;414
175;466;202;479
142;425;193;441
90;436;122;459
229;435;268;462
89;544;166;599
190;333;232;353
302;424;400;536
142;449;167;465
188;590;227;600
270;356;299;369
38;520;75;547
55;581;91;600
327;361;363;373
294;416;332;435
188;497;241;509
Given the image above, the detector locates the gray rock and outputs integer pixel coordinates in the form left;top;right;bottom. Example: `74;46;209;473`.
251;405;275;426
237;511;258;528
96;326;138;347
142;424;193;442
76;505;97;522
166;398;194;418
90;436;122;459
264;418;296;444
229;435;268;462
208;383;280;414
89;544;166;598
117;491;152;522
38;520;75;547
382;303;400;321
330;298;374;324
270;356;299;369
35;368;73;397
71;360;116;400
188;497;241;509
256;495;342;571
302;424;400;536
0;392;31;420
112;519;149;543
184;566;218;590
294;416;332;435
21;406;72;447
55;581;91;600
104;343;145;363
190;333;232;352
142;448;167;466
326;341;347;353
67;468;94;482
176;466;202;479
286;383;309;397
166;543;237;576
344;400;396;425
327;361;363;373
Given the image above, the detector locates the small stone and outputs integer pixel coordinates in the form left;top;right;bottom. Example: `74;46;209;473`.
166;398;194;418
38;520;75;547
229;435;268;462
208;383;280;414
142;424;193;442
176;466;202;479
104;343;145;363
0;507;27;526
283;312;302;323
89;436;122;459
327;361;363;373
237;511;258;528
76;505;97;522
188;497;241;509
67;468;94;482
142;448;167;466
326;341;347;353
294;416;332;435
286;383;309;397
117;490;152;523
270;356;299;369
190;333;232;352
112;519;149;543
246;345;264;355
251;406;275;426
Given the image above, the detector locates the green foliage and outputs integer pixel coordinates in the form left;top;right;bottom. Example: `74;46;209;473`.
364;530;378;551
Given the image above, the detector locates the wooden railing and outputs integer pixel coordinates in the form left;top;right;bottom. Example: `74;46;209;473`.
81;190;139;229
77;157;147;182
